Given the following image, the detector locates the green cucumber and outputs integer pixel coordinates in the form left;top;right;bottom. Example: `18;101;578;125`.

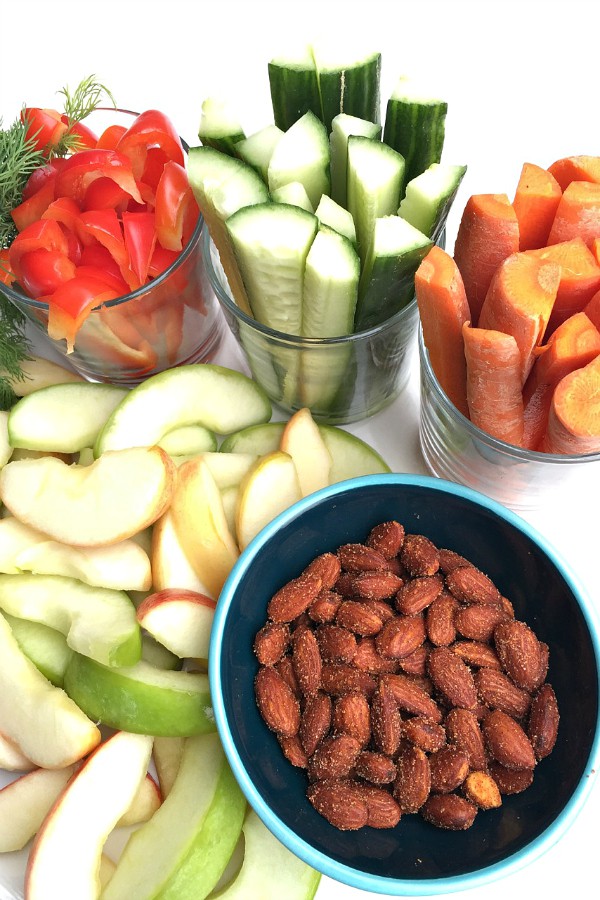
235;125;284;182
268;48;321;131
187;146;269;316
198;97;246;156
398;162;467;241
313;45;381;132
355;215;432;330
302;227;359;338
267;111;330;209
383;76;448;186
315;195;356;245
271;182;313;212
346;136;405;265
330;113;382;208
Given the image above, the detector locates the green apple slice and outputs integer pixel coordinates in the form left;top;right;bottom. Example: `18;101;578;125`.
95;364;272;455
153;736;185;798
214;809;321;899
4;613;72;686
201;451;259;489
0;573;141;667
219;421;285;455
101;733;246;900
0;411;10;468
236;451;302;550
26;732;153;900
141;635;181;671
319;423;391;481
1;355;84;396
0;446;175;547
63;654;216;736
280;408;332;496
0;611;100;768
8;383;127;453
158;424;218;456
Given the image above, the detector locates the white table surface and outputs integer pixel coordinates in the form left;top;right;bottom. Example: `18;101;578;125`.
1;1;598;897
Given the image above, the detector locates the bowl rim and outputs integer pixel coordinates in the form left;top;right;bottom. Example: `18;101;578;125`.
418;327;600;466
210;472;600;896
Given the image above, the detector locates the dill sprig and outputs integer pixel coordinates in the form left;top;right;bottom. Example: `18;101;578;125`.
0;293;32;410
0;115;47;249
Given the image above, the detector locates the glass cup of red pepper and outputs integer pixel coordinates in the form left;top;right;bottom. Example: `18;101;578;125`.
0;109;224;384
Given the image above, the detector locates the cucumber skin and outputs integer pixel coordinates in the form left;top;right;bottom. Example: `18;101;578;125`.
355;241;432;331
318;54;382;132
268;62;322;131
383;98;448;187
199;132;246;157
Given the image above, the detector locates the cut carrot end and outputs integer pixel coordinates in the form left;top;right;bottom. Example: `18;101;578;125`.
541;353;600;454
547;155;600;191
585;288;600;331
513;162;562;251
547;181;600;249
527;237;600;333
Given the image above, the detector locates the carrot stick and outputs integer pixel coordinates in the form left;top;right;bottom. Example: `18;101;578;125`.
462;322;525;446
592;237;600;268
546;181;600;249
415;246;470;417
526;237;600;334
513;162;562;251
522;383;554;451
585;288;600;331
547;155;600;191
539;353;600;454
478;252;560;384
453;194;520;326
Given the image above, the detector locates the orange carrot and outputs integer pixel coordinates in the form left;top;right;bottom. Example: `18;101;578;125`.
592;237;600;268
546;181;600;248
453;194;520;326
462;322;525;446
478;252;560;384
539;353;600;454
512;162;562;251
526;237;600;333
415;246;470;417
585;288;600;331
547;155;600;191
522;312;600;449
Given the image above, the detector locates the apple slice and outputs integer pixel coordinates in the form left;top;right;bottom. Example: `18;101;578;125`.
117;773;162;827
279;407;332;496
8;382;127;453
141;635;181;671
0;611;100;768
0;411;10;468
236;451;302;550
170;457;239;598
153;737;185;798
221;484;239;537
4;612;73;686
0;731;35;772
101;733;246;900
220;421;284;455
26;731;153;900
201;451;259;489
100;854;117;889
216;809;321;899
137;589;216;661
63;653;215;737
1;355;84;396
158;423;218;456
95;364;272;454
0;446;175;547
151;509;215;596
0;765;77;852
0;516;46;573
319;423;391;482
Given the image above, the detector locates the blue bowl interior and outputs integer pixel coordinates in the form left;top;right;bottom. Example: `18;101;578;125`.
212;476;599;890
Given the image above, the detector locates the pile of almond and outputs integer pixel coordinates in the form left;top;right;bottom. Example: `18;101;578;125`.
253;521;559;832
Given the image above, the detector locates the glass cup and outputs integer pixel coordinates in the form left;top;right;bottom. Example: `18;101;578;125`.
202;230;421;425
418;328;600;511
0;109;224;385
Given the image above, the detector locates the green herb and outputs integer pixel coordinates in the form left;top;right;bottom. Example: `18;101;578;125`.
0;292;31;410
0;115;47;249
56;74;116;154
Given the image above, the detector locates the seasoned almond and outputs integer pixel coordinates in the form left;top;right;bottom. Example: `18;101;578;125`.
303;552;341;590
299;691;332;757
427;646;478;710
426;592;458;646
475;667;531;719
308;733;361;781
367;520;405;558
274;656;301;698
362;598;396;623
354;750;397;785
315;624;357;663
488;761;534;795
398;644;428;676
308;590;342;624
421;793;477;830
429;745;470;793
292;627;322;698
463;771;502;809
337;543;389;573
438;548;471;574
452;640;501;670
351;571;404;601
382;673;443;723
332;691;371;747
395;574;444;616
482;710;536;770
494;620;544;692
353;637;399;674
536;642;550;689
445;708;487;770
321;662;377;697
278;734;308;768
445;566;501;606
528;683;559;760
335;600;384;636
267;573;323;623
255;666;301;737
333;572;357;596
253;622;290;666
400;533;440;576
354;783;402;828
307;779;368;830
402;716;446;753
375;614;426;659
371;681;402;756
393;745;431;813
455;604;511;642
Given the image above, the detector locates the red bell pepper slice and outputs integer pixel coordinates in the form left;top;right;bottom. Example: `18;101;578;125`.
18;248;77;299
58;224;83;266
96;124;128;151
54;149;143;206
155;161;198;252
147;243;179;278
122;211;157;285
60;115;97;151
0;250;15;286
22;159;65;201
42;197;81;232
22;108;68;154
116;110;185;180
141;147;171;192
8;219;69;280
11;180;56;232
80;243;124;281
77;208;138;290
75;264;129;296
46;275;118;352
83;177;130;212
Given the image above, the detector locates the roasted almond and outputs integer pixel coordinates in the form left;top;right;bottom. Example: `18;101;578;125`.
321;662;377;697
482;710;536;770
395;574;444;616
438;548;471;574
421;793;477;830
452;640;502;670
454;604;511;642
308;733;361;781
488;761;534;795
528;683;559;760
494;620;544;692
429;745;470;793
303;552;341;590
333;572;357;597
475;667;531;719
315;624;357;663
351;570;404;601
292;626;322;698
400;533;440;577
278;734;308;769
353;637;399;674
427;646;478;710
375;614;426;659
337;543;389;573
463;771;502;810
402;716;446;753
274;656;301;698
254;666;301;737
426;592;458;646
393;745;431;813
398;644;428;676
445;566;501;606
354;783;402;828
381;673;443;723
362;598;396;623
335;600;384;637
253;622;290;666
307;779;368;830
299;691;332;757
267;573;323;623
354;750;397;785
370;681;402;757
332;691;372;747
445;708;487;770
367;520;405;558
308;590;342;624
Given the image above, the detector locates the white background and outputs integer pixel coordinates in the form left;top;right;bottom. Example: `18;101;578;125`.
1;1;599;898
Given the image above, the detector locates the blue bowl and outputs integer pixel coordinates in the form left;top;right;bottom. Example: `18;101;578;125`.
209;474;600;895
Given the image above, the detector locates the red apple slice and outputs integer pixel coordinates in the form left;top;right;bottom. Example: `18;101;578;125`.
136;589;216;661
